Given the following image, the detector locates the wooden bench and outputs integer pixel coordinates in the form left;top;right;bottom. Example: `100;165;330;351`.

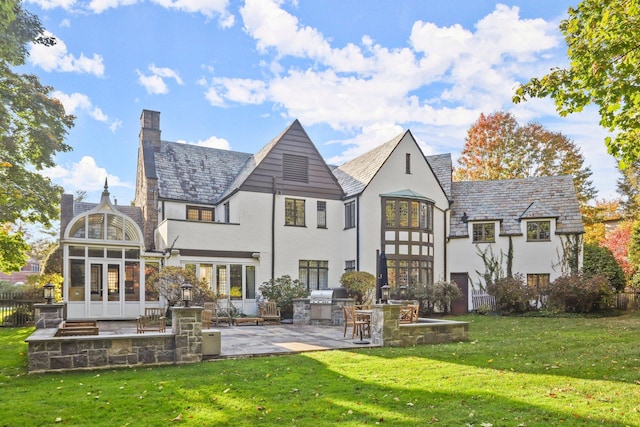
137;308;167;333
55;320;99;337
232;317;264;326
258;302;281;324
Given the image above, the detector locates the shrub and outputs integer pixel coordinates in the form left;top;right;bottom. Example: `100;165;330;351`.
146;266;214;310
547;273;614;313
339;271;375;305
431;280;463;315
486;273;536;314
583;243;626;291
259;275;308;319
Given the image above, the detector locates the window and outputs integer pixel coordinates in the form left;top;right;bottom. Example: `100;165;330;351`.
317;201;327;228
216;265;227;296
285;198;305;226
299;260;328;291
345;201;356;229
283;153;309;183
186;205;214;222
527;221;551;241
245;266;256;299
406;153;411;174
230;264;242;299
527;274;550;292
384;198;432;231
345;260;356;272
224;202;230;223
472;223;495;243
144;262;160;302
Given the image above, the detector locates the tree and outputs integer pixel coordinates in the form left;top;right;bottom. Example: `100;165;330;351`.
513;0;640;166
583;243;626;292
259;275;308;319
340;271;376;305
146;266;213;310
617;159;640;217
454;111;596;205
582;198;623;244
0;1;74;272
601;220;635;279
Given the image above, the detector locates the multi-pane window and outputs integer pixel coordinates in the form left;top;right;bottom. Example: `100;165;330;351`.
317;201;327;228
186;205;214;222
472;223;495;243
384;198;433;231
285;198;305;226
299;260;328;291
224;202;230;223
345;260;356;272
527;221;551;241
345;201;356;229
527;274;550;291
406;153;411;174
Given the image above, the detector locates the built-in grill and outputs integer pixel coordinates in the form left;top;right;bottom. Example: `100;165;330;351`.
310;288;348;321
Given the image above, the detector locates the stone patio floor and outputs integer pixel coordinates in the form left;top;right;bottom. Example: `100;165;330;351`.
98;321;380;359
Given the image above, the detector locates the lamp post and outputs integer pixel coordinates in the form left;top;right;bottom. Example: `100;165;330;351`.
399;285;407;300
381;284;390;304
43;282;55;304
180;283;193;307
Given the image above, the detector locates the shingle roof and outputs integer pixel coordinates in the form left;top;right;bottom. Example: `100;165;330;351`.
425;153;452;200
450;176;584;237
333;132;405;197
152;141;252;204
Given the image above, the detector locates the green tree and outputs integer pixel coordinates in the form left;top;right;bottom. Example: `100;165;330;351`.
454;111;596;205
513;0;640;166
583;243;626;292
259;275;308;319
617;159;640;217
339;271;376;305
0;1;74;272
146;266;213;309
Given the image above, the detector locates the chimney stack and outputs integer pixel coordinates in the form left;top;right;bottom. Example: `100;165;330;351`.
139;109;161;149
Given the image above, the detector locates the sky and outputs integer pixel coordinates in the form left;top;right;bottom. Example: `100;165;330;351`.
21;0;619;207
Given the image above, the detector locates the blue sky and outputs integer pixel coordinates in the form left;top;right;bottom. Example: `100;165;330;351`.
22;0;618;205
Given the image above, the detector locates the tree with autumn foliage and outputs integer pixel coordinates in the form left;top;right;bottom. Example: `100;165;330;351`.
513;0;640;167
454;111;596;205
617;159;640;218
582;198;623;244
602;220;635;280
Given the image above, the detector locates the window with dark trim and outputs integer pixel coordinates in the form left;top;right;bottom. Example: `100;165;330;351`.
406;153;411;174
345;201;356;229
527;220;551;241
285;198;305;226
317;201;326;228
299;260;328;290
384;198;433;231
283;153;309;183
186;205;214;222
472;223;495;243
224;202;230;223
345;260;356;272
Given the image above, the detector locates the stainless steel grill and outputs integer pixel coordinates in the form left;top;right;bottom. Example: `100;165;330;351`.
310;288;348;320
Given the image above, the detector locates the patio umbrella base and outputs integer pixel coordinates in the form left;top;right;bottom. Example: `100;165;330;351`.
353;339;370;345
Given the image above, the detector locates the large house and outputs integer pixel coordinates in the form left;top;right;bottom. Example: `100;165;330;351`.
59;110;584;320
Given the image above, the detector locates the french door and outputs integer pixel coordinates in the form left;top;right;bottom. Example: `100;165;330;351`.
89;262;122;317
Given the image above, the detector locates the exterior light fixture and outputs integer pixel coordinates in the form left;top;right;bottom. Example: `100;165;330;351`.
181;283;193;307
399;285;408;300
44;282;55;304
381;284;390;304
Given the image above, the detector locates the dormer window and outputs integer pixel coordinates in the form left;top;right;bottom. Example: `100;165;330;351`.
472;223;495;243
527;220;551;241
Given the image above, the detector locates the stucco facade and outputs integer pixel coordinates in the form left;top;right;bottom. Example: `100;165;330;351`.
59;110;584;319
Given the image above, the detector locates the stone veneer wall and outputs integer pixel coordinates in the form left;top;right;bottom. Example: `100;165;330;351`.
27;307;203;373
293;298;354;326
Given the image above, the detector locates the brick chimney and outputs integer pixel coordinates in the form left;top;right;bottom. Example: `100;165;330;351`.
139;109;161;148
135;110;161;251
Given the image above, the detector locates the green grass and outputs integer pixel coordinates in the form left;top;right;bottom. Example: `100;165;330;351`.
2;313;640;426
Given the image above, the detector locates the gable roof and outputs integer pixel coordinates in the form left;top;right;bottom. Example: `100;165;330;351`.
425;153;452;200
149;140;252;204
450;175;584;237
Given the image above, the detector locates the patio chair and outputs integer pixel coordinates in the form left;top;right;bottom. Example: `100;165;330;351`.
258;301;281;324
343;305;370;338
202;309;213;328
136;307;166;333
399;304;419;323
203;301;232;326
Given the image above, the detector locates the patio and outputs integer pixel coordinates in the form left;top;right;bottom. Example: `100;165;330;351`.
98;321;380;359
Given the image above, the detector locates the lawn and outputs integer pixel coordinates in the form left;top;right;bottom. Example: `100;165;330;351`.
1;313;639;426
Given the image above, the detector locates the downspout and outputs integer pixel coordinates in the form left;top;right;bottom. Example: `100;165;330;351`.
443;205;450;280
271;176;277;281
356;194;361;271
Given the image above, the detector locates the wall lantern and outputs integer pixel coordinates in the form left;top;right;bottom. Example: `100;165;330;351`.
399;285;408;300
44;282;55;304
180;283;194;307
381;284;390;304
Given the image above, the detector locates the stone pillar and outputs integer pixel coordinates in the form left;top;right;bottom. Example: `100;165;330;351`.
34;303;65;329
171;306;203;364
370;304;401;347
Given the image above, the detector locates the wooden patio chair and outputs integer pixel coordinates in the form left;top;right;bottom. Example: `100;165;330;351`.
258;301;281;324
343;305;370;338
136;307;166;333
203;301;232;326
202;309;213;328
399;304;419;323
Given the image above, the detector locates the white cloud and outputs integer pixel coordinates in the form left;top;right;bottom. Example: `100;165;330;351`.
177;136;231;150
52;91;121;132
26;0;77;10
60;18;71;28
151;0;234;27
136;64;183;95
88;0;139;14
29;32;105;77
42;156;130;193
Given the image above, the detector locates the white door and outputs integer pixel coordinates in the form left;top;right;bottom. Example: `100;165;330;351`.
89;262;123;318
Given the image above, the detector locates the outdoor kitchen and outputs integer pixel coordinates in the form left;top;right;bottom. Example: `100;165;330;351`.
293;288;350;326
